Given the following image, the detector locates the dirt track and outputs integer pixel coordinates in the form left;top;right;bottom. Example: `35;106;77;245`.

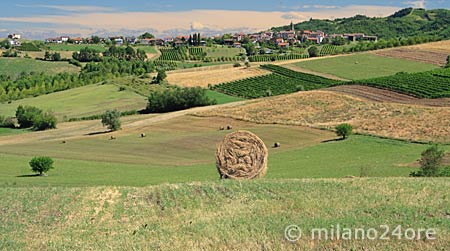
327;85;450;107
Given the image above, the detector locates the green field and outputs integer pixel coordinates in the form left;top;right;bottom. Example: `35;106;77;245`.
206;90;245;104
293;53;438;80
0;58;80;76
0;179;448;250
0;128;29;137
204;46;243;58
0;114;441;186
46;44;107;52
134;45;157;53
0;84;147;119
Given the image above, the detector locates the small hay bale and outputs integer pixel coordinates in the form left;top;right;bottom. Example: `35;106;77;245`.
141;133;146;138
216;130;268;180
61;140;67;144
226;125;233;130
273;142;281;148
110;135;116;140
219;126;225;131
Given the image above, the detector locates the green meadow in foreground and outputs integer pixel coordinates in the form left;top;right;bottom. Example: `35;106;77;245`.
0;58;80;76
293;53;438;80
0;178;448;250
0;130;438;186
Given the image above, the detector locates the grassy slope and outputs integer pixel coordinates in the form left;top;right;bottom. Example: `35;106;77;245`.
204;47;243;58
0;58;80;76
206;90;245;104
0;115;436;186
46;44;107;52
0;179;448;250
0;128;29;137
293;53;438;80
134;45;157;53
0;84;147;119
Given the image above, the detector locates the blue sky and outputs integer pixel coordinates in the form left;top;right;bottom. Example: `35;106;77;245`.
0;0;448;39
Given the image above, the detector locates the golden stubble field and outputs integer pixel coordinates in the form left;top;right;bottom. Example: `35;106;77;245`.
166;66;270;87
197;90;450;143
373;40;450;66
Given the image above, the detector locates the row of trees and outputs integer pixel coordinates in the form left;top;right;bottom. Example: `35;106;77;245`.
0;58;155;102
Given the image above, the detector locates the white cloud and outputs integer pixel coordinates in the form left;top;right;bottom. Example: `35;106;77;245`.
402;0;426;8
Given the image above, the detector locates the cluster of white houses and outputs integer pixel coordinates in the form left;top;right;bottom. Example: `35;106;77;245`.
38;22;378;48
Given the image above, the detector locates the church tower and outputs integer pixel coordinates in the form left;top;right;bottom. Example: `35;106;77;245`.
290;21;295;32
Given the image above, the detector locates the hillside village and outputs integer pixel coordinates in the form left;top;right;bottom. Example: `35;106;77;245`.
6;22;378;50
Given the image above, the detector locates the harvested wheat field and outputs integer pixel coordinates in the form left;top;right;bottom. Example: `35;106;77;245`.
166;66;270;87
327;85;450;107
197;91;450;143
373;40;450;66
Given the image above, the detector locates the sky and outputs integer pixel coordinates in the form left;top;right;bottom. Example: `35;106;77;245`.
0;0;448;39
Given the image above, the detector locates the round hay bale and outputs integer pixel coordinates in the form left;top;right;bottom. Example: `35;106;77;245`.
273;142;281;148
216;130;268;180
226;125;233;130
110;135;116;140
219;126;225;131
141;133;146;138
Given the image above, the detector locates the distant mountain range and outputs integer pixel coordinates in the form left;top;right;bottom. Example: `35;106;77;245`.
272;8;450;39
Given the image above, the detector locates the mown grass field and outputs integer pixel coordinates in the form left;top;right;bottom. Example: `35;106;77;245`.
0;128;29;137
0;179;448;250
292;53;438;80
0;84;147;119
205;90;245;104
134;45;157;53
204;46;243;58
45;44;107;52
0;58;80;76
0;115;439;186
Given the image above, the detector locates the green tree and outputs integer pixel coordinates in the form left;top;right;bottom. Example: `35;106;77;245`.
33;112;57;131
101;110;121;131
29;156;54;176
91;36;101;44
155;69;167;83
16;105;43;128
139;32;155;39
308;46;319;57
410;145;445;177
335;123;353;139
446;55;450;68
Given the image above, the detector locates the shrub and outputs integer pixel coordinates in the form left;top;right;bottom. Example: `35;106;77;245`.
308;46;319;57
335;123;353;139
146;87;216;113
33;112;57;131
233;62;241;67
410;145;445;177
101;109;121;131
446;55;450;68
16;105;43;128
155;69;167;83
29;156;54;176
0;116;16;128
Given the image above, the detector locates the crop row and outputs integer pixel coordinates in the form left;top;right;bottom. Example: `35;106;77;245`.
248;54;309;62
354;68;450;98
261;64;341;86
158;48;186;61
153;60;179;71
212;67;341;99
319;45;338;56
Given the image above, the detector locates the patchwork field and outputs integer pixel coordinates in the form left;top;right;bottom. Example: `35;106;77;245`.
45;44;107;52
373;40;450;66
0;179;449;250
0;58;80;76
204;46;243;58
0;84;147;119
292;53;438;80
198;91;450;143
166;66;270;87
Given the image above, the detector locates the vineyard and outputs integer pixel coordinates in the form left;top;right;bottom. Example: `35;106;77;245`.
248;53;309;62
157;48;187;61
16;43;41;52
212;65;341;98
319;45;338;56
354;68;450;98
188;47;207;60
